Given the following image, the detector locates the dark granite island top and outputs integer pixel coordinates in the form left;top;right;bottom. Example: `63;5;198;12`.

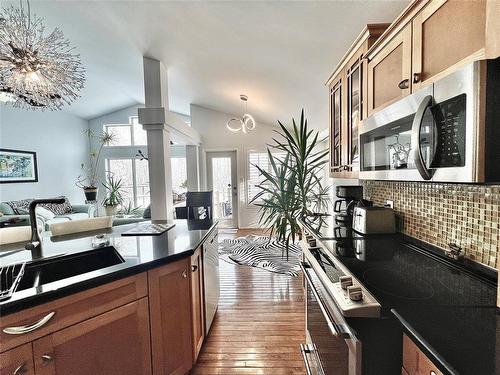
0;219;217;316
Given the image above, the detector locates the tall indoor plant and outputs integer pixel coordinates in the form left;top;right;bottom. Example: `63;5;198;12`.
251;110;330;259
76;129;115;201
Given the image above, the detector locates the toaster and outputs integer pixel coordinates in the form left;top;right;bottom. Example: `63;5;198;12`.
352;206;396;234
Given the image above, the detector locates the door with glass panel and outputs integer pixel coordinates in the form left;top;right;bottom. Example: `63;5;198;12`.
206;151;238;228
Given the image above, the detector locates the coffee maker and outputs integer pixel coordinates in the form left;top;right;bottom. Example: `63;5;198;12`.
333;185;365;226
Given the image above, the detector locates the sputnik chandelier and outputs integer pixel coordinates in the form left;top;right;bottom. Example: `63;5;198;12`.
0;0;85;110
226;94;256;133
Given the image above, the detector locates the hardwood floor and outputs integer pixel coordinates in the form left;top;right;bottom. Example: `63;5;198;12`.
191;229;306;375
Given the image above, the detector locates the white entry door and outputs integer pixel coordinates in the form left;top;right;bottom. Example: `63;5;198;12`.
206;151;238;228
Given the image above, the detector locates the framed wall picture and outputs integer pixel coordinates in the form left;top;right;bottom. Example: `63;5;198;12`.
0;149;38;183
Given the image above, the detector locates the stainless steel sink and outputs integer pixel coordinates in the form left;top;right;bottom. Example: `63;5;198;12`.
16;247;125;291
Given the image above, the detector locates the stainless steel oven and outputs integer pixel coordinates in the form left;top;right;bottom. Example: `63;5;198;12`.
300;260;361;375
359;59;500;182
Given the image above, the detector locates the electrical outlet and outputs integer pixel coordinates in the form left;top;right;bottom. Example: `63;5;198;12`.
385;200;394;209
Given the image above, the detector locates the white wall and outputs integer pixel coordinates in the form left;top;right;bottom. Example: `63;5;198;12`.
0;105;89;204
191;104;283;228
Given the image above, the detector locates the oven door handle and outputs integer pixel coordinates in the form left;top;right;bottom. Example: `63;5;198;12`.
300;262;340;337
411;95;434;180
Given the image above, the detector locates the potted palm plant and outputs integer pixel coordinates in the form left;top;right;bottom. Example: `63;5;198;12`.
251;110;330;260
76;130;116;201
102;174;124;216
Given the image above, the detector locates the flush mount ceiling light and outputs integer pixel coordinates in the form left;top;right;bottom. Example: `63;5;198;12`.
0;0;85;110
226;94;256;133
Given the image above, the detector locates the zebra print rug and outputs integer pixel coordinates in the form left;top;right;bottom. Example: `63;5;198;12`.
219;235;302;277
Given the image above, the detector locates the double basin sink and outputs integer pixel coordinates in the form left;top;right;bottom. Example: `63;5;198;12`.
16;246;125;292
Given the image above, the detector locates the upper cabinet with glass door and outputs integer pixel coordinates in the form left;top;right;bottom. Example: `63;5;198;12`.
326;24;389;178
365;0;500;115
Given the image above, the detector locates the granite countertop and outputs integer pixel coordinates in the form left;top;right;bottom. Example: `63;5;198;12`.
300;218;499;375
0;219;217;316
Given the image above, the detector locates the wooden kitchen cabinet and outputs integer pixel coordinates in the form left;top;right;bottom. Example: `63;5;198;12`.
327;24;388;177
411;0;487;90
148;258;193;375
32;298;151;375
367;24;412;116
0;273;148;354
0;343;35;375
329;73;345;176
402;334;443;375
191;248;205;362
345;53;363;174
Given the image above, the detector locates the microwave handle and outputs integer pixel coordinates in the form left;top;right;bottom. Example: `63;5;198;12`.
411;95;434;180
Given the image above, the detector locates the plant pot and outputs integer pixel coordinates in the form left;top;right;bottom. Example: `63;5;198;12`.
83;187;98;201
104;205;119;216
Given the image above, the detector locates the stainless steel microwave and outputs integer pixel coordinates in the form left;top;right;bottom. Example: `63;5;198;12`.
359;59;500;182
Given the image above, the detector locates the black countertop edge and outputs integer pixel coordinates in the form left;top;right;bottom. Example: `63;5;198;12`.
391;308;458;375
0;221;218;316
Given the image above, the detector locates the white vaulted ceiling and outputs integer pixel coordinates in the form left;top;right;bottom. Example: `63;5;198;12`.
3;0;409;128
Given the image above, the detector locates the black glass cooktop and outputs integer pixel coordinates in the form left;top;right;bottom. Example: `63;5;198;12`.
302;216;497;309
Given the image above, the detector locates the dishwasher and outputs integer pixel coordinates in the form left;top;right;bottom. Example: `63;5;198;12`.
203;228;220;334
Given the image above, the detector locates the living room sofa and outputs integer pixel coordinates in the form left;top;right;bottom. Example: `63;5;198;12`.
0;198;95;230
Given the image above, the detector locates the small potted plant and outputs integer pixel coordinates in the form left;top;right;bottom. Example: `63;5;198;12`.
102;174;124;216
76;130;116;201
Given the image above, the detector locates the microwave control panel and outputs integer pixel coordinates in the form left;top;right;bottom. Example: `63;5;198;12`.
429;93;467;168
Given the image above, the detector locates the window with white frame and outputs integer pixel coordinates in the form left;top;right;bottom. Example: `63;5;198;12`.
106;158;150;209
247;150;286;204
105;156;187;209
104;117;147;146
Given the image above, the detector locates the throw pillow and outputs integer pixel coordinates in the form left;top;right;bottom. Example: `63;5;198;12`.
40;196;73;215
36;207;55;221
6;199;32;214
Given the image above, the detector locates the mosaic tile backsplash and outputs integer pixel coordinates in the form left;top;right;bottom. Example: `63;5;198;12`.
362;181;500;268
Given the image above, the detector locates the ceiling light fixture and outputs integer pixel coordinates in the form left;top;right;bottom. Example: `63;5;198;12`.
226;94;256;133
0;0;85;110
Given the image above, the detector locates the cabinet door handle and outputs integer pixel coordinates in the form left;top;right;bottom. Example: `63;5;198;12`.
398;78;409;89
181;269;187;278
41;354;53;363
3;312;55;335
413;72;421;83
191;265;198;272
13;362;27;375
430;372;436;375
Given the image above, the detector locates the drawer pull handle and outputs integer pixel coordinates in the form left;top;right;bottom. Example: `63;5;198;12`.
192;265;198;272
182;269;188;278
413;72;421;83
3;312;55;335
398;78;409;89
13;362;27;375
41;354;53;363
430;372;436;375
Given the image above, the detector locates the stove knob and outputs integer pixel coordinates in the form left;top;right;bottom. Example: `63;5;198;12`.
339;276;353;290
347;286;363;302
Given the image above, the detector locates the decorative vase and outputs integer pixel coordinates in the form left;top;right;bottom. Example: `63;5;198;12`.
104;205;119;217
83;187;98;201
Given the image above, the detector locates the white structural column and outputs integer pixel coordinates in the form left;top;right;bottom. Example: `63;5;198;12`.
186;145;200;191
138;57;173;220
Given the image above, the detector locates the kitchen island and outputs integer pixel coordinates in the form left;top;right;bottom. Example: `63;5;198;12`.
0;219;218;375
